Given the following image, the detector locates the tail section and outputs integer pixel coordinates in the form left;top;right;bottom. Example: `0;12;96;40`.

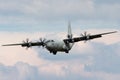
66;21;74;51
67;21;73;39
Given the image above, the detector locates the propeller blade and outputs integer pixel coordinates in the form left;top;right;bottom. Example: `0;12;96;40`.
26;38;29;43
84;31;87;36
22;38;29;43
26;47;28;50
80;33;84;37
40;38;42;42
22;40;25;43
39;38;47;47
80;31;91;43
43;38;46;42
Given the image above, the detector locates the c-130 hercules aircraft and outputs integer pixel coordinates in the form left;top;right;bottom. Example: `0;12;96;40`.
2;22;117;55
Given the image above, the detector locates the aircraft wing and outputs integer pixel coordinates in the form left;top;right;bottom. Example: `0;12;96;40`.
2;42;42;46
63;31;117;43
2;42;44;48
2;38;46;49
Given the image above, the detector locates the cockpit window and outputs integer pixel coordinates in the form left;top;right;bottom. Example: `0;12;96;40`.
51;40;54;42
47;40;54;42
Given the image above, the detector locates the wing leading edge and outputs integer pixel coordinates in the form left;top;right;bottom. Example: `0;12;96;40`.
63;31;117;43
2;42;44;48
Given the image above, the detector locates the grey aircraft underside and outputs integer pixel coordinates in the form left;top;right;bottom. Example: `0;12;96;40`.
2;22;117;55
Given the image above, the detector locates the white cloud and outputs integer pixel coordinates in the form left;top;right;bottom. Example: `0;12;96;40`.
95;3;120;20
1;62;120;80
0;0;119;27
0;62;40;80
0;0;119;78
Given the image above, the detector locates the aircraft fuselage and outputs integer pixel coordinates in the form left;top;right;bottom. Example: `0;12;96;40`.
45;40;74;54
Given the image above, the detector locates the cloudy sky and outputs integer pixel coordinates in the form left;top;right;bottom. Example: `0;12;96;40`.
0;0;120;80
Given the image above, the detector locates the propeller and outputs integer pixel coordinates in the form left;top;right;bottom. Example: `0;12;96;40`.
81;31;91;43
23;38;29;43
39;38;47;47
22;38;32;49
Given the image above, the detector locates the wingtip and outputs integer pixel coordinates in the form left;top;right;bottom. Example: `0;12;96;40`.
2;45;5;46
114;31;117;33
109;31;118;34
112;31;118;34
1;44;10;46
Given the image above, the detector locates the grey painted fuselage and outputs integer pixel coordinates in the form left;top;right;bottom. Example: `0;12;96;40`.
45;40;74;54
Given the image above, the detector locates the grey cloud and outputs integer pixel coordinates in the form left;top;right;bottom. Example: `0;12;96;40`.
85;42;120;73
0;62;40;80
0;0;119;22
0;62;94;80
0;61;119;80
94;0;120;4
0;41;120;80
0;0;119;32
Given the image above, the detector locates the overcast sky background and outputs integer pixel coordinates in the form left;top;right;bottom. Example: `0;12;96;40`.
0;0;120;80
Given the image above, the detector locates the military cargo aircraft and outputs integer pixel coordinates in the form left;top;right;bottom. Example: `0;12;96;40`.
2;22;117;55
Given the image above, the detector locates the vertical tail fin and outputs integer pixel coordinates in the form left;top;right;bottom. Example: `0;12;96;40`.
67;21;73;39
66;21;74;50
